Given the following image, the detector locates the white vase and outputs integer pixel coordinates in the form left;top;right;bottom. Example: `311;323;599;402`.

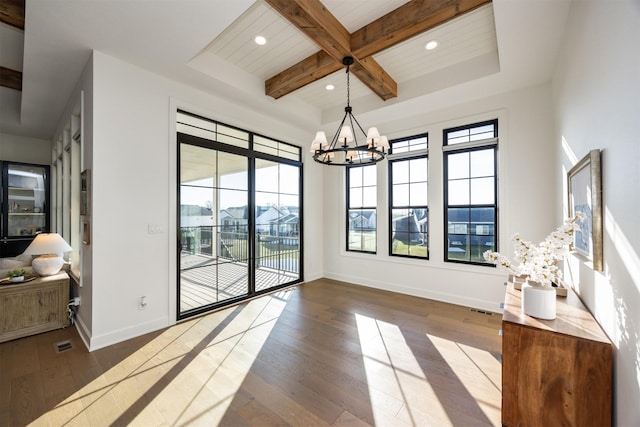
521;281;556;320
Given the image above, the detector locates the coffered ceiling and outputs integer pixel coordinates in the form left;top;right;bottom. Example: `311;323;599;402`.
0;0;571;140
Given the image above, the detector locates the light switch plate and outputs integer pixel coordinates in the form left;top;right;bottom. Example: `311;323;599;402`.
148;224;164;234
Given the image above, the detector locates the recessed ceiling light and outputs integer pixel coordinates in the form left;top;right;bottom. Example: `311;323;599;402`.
425;40;438;50
254;35;267;46
325;84;335;91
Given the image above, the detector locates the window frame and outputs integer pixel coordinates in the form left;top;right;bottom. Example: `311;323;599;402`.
176;110;304;320
346;164;377;254
388;133;429;260
443;119;498;266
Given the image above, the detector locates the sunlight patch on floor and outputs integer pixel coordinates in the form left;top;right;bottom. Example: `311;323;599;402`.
427;333;502;425
37;289;293;426
355;313;445;426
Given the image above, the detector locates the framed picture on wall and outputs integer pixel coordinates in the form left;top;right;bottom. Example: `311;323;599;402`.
82;220;91;245
567;149;603;271
80;169;91;215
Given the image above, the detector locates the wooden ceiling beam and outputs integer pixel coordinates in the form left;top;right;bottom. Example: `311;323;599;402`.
0;0;25;30
350;57;397;101
263;0;351;63
0;66;22;91
265;0;492;101
266;50;341;100
263;0;397;100
351;0;493;59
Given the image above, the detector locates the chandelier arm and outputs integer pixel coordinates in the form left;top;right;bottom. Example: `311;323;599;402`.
348;112;368;146
329;111;350;149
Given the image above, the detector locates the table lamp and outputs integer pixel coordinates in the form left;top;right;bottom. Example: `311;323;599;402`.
23;233;73;276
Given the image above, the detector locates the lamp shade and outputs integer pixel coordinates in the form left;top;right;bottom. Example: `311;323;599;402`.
379;135;390;150
24;233;72;255
338;126;354;144
366;127;380;147
23;234;72;276
310;131;328;153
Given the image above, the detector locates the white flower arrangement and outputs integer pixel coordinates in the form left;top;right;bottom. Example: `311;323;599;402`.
483;213;583;287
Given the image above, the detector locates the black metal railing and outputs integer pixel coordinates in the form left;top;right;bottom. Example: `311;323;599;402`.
181;226;299;274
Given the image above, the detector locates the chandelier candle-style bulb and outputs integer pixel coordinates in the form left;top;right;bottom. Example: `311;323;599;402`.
346;150;358;162
338;126;354;145
379;136;390;151
366;127;380;148
311;131;328;152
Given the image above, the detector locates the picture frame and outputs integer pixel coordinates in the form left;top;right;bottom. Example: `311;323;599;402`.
80;169;91;216
567;149;603;271
82;220;91;245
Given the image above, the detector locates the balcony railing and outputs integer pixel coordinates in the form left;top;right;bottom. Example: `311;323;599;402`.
181;226;299;274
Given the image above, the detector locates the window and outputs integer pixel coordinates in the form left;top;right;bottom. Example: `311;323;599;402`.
51;109;81;278
443;120;497;265
389;134;428;259
347;164;376;253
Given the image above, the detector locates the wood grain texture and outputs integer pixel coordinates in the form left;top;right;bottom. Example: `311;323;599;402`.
264;0;490;100
350;0;493;58
263;0;397;100
0;0;24;30
0;66;22;91
265;50;341;99
0;278;503;426
0;272;69;342
502;282;612;427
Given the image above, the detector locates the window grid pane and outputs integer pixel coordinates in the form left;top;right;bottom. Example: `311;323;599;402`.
347;165;377;253
444;120;497;265
445;120;497;146
391;133;428;154
389;133;429;259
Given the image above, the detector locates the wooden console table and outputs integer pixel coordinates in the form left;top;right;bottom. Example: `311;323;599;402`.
502;282;612;427
0;272;70;343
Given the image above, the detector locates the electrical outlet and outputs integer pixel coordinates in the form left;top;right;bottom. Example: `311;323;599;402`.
73;297;81;306
139;296;147;310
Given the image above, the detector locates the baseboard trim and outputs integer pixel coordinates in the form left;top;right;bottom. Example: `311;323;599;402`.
88;317;169;351
323;272;503;314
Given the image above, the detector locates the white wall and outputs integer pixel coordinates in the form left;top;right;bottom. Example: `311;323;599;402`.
552;1;640;424
322;83;557;313
0;134;51;164
86;51;322;350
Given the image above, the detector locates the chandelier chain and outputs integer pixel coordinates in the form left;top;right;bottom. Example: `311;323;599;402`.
346;62;351;108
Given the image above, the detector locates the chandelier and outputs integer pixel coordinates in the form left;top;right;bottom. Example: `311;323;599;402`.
310;57;389;166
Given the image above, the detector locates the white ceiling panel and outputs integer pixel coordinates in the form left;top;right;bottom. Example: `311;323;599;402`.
321;0;409;33
195;1;498;112
376;4;497;82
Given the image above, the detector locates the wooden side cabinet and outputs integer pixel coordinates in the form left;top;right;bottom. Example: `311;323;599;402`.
502;282;612;427
0;272;69;343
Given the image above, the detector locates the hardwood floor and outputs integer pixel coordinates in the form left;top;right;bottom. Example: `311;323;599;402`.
0;278;503;426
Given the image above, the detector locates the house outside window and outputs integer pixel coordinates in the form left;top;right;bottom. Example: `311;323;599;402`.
347;164;377;253
388;133;429;259
443;119;498;265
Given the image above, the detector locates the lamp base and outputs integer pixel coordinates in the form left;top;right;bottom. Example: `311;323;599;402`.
32;254;64;276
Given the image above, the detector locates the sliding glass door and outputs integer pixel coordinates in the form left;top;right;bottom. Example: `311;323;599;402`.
255;159;300;291
177;111;303;320
179;145;249;316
